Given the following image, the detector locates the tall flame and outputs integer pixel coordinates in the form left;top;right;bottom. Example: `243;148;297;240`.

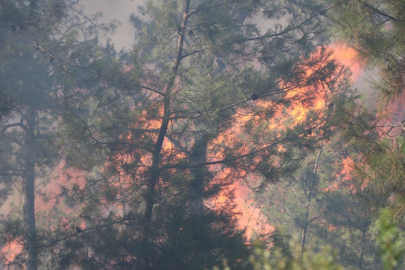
218;44;364;238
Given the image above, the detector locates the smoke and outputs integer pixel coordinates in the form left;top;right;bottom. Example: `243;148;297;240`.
0;0;372;252
80;0;143;49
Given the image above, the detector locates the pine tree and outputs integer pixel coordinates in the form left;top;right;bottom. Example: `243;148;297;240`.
40;0;352;269
255;72;384;269
0;2;70;269
0;1;117;269
326;0;405;227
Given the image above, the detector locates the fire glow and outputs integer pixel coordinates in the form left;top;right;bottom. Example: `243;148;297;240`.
0;44;364;263
217;44;364;238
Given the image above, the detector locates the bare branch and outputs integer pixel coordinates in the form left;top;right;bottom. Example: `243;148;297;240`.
2;123;27;132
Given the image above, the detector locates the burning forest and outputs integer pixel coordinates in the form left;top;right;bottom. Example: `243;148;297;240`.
0;0;404;269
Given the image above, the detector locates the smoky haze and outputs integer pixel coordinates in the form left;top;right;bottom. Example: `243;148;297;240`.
0;1;401;269
81;0;143;49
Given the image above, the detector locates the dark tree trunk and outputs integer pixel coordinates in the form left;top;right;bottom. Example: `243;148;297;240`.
300;145;323;254
357;230;365;269
189;133;208;216
141;2;191;269
301;210;309;254
23;106;37;270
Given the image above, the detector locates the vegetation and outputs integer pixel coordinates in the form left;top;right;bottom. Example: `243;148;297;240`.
0;0;404;269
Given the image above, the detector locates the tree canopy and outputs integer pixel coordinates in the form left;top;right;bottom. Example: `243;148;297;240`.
0;0;405;269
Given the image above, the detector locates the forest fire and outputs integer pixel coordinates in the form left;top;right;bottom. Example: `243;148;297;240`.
0;43;365;267
3;0;401;268
207;44;364;238
329;44;364;82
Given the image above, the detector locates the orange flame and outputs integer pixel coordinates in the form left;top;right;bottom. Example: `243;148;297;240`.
210;45;366;238
1;241;23;267
329;44;364;82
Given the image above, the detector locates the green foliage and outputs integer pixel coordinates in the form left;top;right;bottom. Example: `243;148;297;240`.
249;237;344;270
211;233;345;270
377;208;405;270
211;209;405;270
2;0;395;269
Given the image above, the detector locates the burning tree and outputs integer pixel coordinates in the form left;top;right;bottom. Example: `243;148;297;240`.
253;0;405;267
257;116;380;269
328;0;405;230
1;0;354;269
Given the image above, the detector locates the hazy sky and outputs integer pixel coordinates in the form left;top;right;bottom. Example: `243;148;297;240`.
81;0;145;49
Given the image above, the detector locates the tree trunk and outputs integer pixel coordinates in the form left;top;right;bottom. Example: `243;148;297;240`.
300;209;309;255
189;133;208;216
300;145;323;254
23;106;37;270
141;1;191;269
357;230;365;269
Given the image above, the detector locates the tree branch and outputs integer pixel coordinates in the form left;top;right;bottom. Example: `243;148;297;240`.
359;0;403;22
234;8;330;43
2;122;27;132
